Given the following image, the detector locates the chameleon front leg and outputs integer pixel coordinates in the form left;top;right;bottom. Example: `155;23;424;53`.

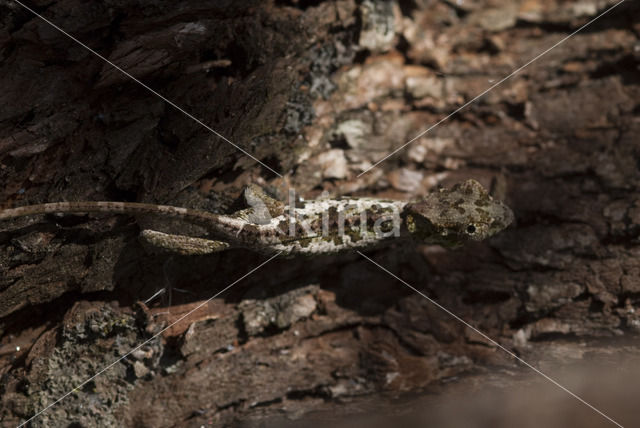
228;184;285;225
139;230;230;256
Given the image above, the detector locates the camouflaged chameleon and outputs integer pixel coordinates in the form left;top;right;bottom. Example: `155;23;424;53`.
0;180;513;256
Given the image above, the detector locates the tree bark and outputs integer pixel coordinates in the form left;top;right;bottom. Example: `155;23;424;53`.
1;0;639;426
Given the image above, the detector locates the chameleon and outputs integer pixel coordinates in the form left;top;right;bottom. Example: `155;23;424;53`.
0;179;513;256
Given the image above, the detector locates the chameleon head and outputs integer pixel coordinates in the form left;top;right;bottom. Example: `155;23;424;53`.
402;179;514;247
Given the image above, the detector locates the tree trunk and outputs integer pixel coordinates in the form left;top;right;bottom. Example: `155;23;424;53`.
1;0;639;426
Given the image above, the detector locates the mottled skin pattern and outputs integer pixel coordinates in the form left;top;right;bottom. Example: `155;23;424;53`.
403;179;514;248
0;180;513;256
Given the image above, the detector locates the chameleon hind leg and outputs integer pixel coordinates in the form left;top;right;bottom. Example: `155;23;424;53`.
139;230;229;255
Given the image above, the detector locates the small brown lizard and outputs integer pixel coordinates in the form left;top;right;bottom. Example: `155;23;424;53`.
0;180;513;256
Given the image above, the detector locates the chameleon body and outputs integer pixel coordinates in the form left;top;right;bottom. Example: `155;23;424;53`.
0;180;513;256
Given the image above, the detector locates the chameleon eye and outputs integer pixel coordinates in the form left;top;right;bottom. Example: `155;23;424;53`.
466;224;476;234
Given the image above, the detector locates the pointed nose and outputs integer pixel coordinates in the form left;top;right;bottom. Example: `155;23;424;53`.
503;203;515;227
493;202;514;233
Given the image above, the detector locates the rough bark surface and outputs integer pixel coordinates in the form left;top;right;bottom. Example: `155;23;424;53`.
1;0;639;426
